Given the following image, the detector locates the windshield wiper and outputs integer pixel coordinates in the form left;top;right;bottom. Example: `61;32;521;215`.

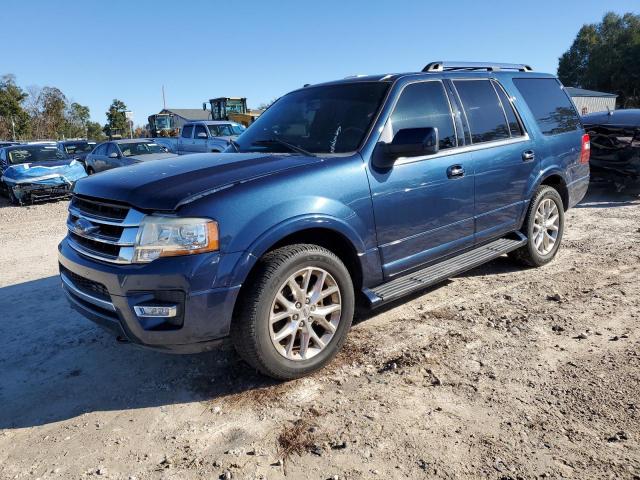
252;137;316;157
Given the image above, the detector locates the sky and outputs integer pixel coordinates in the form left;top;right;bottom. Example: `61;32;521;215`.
1;0;638;125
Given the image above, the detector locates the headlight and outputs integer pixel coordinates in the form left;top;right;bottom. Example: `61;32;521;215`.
134;217;219;263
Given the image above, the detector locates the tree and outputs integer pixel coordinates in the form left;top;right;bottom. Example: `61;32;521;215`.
65;102;90;138
558;12;640;107
104;99;128;138
86;121;106;142
0;74;30;140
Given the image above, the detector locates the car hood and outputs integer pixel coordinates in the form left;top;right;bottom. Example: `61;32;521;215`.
73;152;322;211
128;152;178;162
2;159;86;186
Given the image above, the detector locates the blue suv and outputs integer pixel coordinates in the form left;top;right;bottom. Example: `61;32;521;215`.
58;62;590;379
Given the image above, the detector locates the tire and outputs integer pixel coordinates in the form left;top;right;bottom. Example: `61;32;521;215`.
509;185;564;267
231;244;355;380
7;186;20;206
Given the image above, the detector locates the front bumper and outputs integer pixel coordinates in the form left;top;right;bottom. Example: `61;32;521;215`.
58;237;242;353
10;182;73;203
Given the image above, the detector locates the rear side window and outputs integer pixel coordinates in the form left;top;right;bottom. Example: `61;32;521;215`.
493;81;524;137
390;81;456;150
181;125;194;138
454;80;510;144
94;144;107;155
513;78;581;135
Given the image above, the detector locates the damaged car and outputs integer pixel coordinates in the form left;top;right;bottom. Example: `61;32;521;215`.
583;109;640;190
0;144;87;205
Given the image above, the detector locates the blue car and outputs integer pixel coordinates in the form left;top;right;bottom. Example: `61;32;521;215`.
1;144;87;204
58;61;589;379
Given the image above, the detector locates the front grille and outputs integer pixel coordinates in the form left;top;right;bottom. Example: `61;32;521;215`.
66;195;144;264
72;195;129;221
60;265;110;301
69;232;121;258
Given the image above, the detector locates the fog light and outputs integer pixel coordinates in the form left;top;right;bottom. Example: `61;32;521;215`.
134;305;177;318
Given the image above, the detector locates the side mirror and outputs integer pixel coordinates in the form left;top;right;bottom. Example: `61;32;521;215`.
108;152;119;159
197;132;208;139
387;127;439;157
374;127;440;168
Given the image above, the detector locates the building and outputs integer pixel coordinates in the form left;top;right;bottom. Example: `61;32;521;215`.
157;108;212;129
565;87;617;116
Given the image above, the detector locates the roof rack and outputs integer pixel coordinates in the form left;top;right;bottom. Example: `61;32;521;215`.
422;61;533;73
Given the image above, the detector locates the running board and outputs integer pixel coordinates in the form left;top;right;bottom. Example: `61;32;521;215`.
364;235;526;307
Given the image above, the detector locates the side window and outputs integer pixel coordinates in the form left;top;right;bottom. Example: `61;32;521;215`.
389;81;456;150
181;125;194;138
454;80;510;144
207;125;220;136
94;144;107;156
106;143;118;156
194;125;207;138
512;78;581;135
493;81;524;137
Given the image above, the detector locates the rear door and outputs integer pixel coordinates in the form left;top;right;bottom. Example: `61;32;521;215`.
452;79;536;243
367;80;475;278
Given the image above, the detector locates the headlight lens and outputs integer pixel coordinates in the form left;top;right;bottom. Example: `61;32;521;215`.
134;217;219;263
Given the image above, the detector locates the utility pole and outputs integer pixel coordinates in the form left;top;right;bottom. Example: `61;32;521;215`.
162;85;166;110
10;116;16;141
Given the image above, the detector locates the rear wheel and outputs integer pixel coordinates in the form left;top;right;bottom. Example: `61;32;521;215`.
231;244;354;380
509;185;564;267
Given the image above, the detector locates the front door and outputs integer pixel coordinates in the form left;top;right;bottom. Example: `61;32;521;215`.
193;124;209;152
367;80;475;279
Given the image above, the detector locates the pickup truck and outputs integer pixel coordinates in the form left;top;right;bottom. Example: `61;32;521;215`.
175;120;245;154
59;61;590;380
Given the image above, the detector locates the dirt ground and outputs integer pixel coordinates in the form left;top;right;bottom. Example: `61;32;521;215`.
0;184;638;480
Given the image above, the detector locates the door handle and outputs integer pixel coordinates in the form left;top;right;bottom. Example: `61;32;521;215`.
447;165;465;178
522;150;535;162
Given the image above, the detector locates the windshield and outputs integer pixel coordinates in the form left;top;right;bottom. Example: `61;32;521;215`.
8;146;68;164
210;124;246;137
235;82;389;155
119;142;166;157
226;99;245;114
64;142;95;154
154;115;173;130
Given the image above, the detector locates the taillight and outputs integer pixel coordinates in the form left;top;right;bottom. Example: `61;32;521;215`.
580;133;590;164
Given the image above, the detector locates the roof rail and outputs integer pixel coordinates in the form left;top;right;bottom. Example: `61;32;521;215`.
423;61;533;73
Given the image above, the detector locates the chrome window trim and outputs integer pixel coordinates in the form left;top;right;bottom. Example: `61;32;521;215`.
392;134;531;166
490;79;528;138
378;78;460;150
60;272;116;312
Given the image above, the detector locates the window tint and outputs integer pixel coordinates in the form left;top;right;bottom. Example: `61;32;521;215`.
181;125;193;138
513;78;581;135
454;80;510;144
106;143;118;156
493;82;524;137
207;125;220;136
194;125;207;138
390;81;456;150
94;143;107;156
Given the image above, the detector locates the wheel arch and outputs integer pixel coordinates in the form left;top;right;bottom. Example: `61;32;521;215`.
530;169;569;211
229;216;368;296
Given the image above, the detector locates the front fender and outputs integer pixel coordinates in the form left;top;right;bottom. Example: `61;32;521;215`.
227;212;369;288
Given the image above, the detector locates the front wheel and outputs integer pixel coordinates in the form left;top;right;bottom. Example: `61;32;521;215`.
509;185;564;267
231;244;354;380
